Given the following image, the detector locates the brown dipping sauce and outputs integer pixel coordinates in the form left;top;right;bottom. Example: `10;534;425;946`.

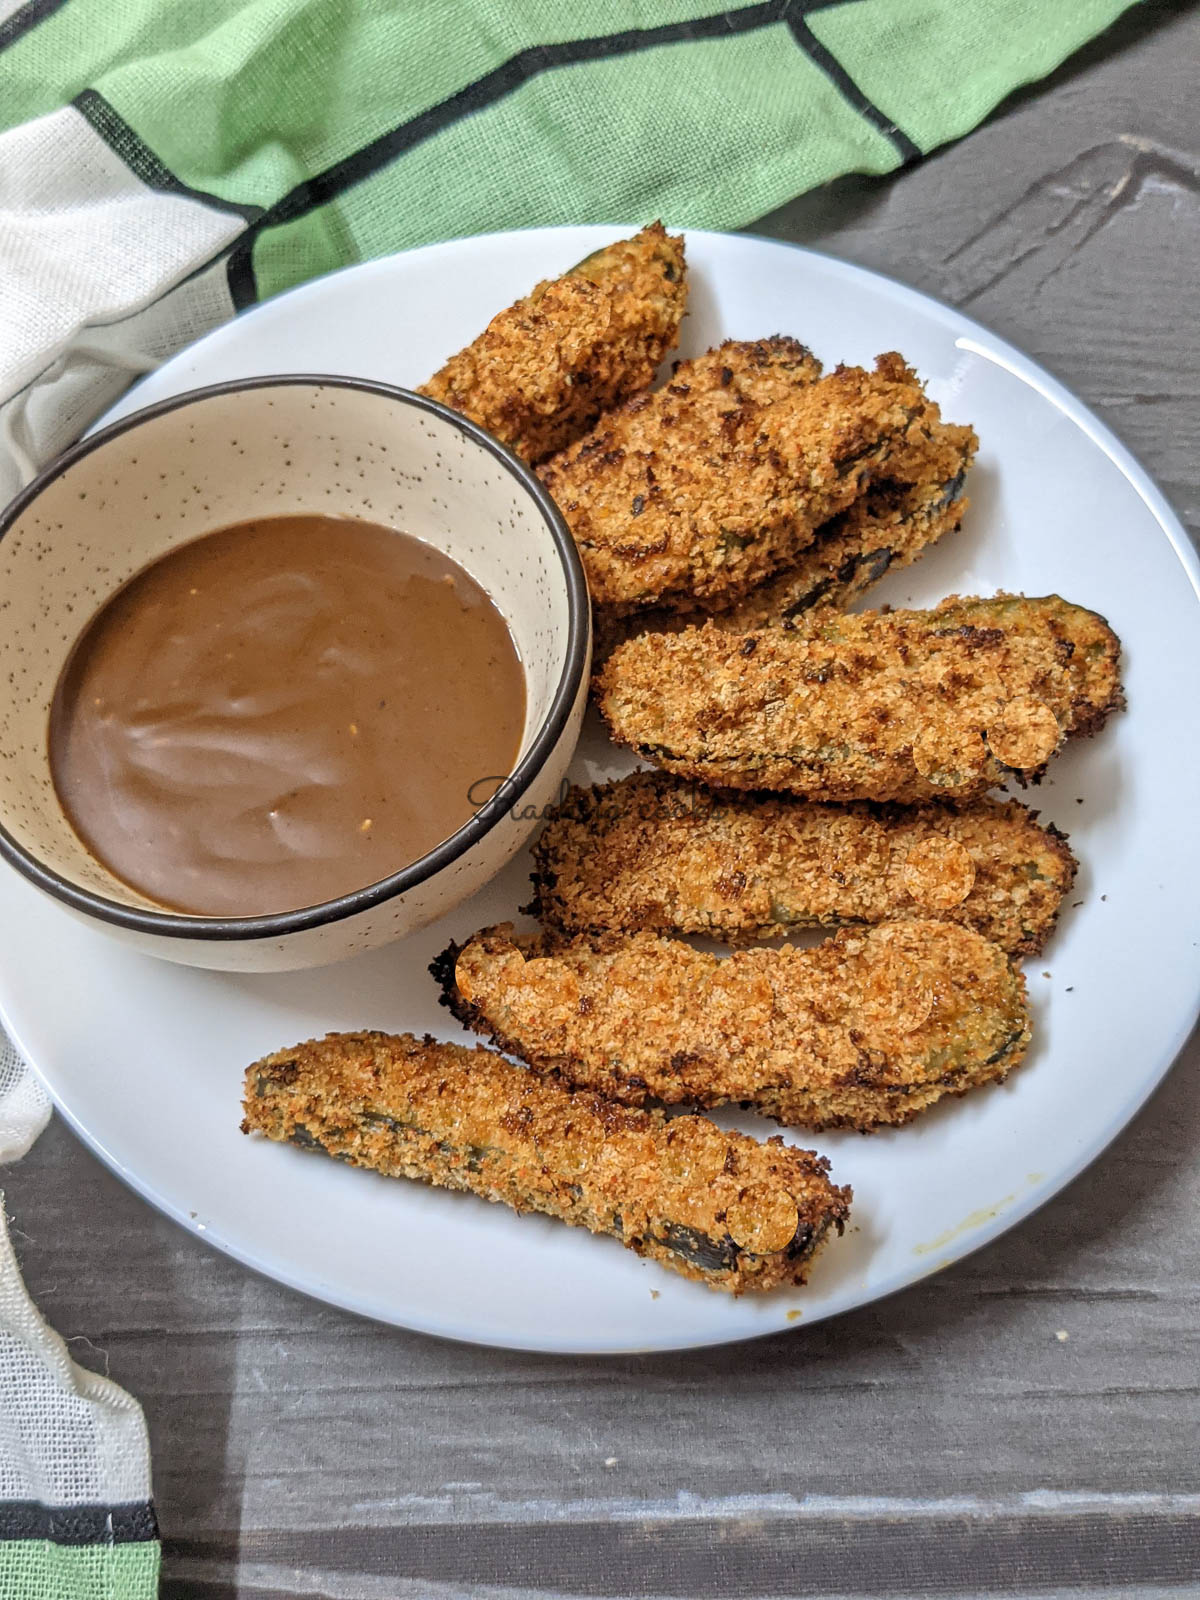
49;515;526;916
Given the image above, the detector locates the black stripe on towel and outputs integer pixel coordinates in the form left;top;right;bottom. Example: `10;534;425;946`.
73;89;264;222
0;1499;159;1545
786;17;921;161
0;0;69;54
226;0;915;306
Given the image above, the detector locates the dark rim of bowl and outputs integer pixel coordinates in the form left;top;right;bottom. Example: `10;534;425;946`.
0;374;591;941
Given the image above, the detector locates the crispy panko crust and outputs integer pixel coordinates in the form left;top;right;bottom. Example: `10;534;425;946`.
432;921;1031;1132
527;772;1077;957
597;593;1123;802
419;223;686;463
540;351;949;615
242;1030;849;1293
591;418;977;667
625;333;823;414
719;421;977;628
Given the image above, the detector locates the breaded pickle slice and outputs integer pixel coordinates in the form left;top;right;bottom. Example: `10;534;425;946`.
420;222;686;463
718;423;977;628
597;594;1122;802
546;334;825;629
433;921;1031;1132
591;420;977;667
565;333;824;441
528;772;1076;956
541;352;946;615
242;1030;849;1293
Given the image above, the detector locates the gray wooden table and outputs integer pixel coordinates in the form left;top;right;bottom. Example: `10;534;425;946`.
7;4;1200;1594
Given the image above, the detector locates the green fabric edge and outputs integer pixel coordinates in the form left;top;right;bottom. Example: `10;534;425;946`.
0;1541;160;1600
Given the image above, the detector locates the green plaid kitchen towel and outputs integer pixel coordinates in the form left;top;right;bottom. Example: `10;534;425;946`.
0;0;1139;500
0;0;1139;1594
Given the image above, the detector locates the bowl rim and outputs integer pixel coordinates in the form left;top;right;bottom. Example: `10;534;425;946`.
0;373;591;941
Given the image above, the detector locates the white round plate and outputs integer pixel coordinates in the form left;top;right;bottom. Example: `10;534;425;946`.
3;228;1198;1353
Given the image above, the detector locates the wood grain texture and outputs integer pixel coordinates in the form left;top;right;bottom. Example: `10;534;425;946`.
5;4;1200;1594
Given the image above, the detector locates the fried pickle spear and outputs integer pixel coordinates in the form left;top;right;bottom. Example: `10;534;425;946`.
716;422;976;628
540;351;950;615
579;332;824;660
242;1030;850;1293
433;921;1031;1132
597;594;1122;802
528;772;1076;957
420;223;686;463
591;419;977;666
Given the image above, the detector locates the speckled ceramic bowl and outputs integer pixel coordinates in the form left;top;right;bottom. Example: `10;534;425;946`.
0;376;590;971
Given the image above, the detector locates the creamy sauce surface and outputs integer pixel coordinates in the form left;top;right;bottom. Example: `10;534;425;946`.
49;515;525;916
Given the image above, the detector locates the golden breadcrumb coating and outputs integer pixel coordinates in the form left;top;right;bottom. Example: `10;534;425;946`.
597;593;1122;802
540;351;949;614
242;1030;849;1293
626;333;825;413
433;921;1030;1131
419;223;686;463
591;418;978;666
864;593;1121;718
551;334;826;638
717;420;977;628
528;772;1077;956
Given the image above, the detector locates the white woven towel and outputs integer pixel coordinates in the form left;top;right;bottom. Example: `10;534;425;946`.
0;1036;50;1166
0;1190;159;1595
1;103;241;505
0;1199;153;1508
